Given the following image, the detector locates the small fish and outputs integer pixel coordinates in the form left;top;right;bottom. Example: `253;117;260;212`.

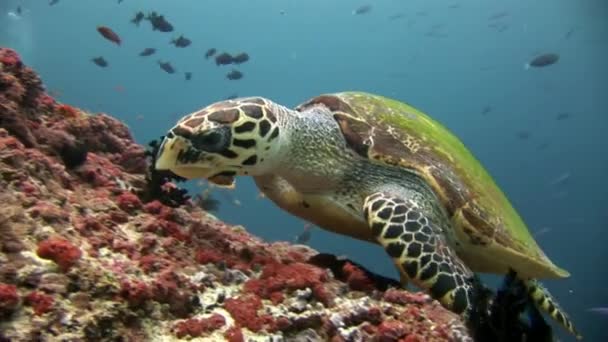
171;35;191;48
550;172;571;186
587;308;608;316
91;56;108;67
184;72;192;81
16;6;22;15
215;52;233;66
388;13;405;20
295;224;313;244
146;12;173;32
563;27;576;40
139;48;156;57
225;93;238;100
488;11;509;20
205;48;217;59
555;112;570;121
525;53;560;69
97;26;121;45
158;60;175;74
231;52;249;64
481;105;492;115
226;69;243;80
49;0;59;6
516;131;530;140
353;5;372;15
536;142;550;150
533;227;552;238
131;11;144;26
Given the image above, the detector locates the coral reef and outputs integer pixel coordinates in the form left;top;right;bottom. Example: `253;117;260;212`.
0;48;474;341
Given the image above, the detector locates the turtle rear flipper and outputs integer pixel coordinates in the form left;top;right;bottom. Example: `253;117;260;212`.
526;279;582;339
363;192;475;314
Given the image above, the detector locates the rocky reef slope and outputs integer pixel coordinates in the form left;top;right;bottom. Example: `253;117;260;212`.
0;48;471;341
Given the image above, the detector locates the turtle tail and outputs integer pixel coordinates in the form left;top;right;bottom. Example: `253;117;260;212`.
525;279;582;340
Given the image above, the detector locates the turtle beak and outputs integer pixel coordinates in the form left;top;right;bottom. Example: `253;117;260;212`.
154;135;216;180
154;135;181;171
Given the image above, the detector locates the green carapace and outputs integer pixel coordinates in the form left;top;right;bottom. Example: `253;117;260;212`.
155;92;581;339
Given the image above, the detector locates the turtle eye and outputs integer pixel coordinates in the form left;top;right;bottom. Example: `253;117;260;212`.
191;126;231;153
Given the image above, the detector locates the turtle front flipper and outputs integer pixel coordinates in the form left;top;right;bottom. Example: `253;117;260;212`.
526;279;582;339
363;192;475;315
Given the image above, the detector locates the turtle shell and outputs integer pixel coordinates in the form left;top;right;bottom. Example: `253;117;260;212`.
295;92;568;279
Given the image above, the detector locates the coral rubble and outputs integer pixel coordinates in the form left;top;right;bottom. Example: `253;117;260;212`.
0;48;472;341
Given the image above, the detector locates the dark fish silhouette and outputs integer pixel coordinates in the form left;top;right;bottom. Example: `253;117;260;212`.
294;224;313;244
97;26;121;45
563;28;576;40
231;52;249;64
49;0;59;6
225;93;238;100
215;52;233;66
555;112;570;121
184;72;192;81
353;5;372;15
516;131;530;140
205;48;217;59
588;308;608;316
488;11;509;20
171;35;191;48
226;69;243;80
139;48;156;57
92;57;108;67
146;12;174;32
131;12;144;26
158;61;175;74
16;6;22;15
481;105;492;116
525;53;559;69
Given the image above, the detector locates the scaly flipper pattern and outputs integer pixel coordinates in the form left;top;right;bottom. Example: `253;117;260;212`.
526;279;582;339
363;192;475;315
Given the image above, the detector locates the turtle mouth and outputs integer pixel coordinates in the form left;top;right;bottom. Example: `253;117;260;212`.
162;166;216;180
155;136;216;179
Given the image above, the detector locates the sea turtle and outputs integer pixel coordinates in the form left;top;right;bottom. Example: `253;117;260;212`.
154;92;581;339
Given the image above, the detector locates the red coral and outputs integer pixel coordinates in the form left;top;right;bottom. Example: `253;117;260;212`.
383;288;429;306
24;291;54;316
143;200;163;214
0;283;19;316
116;191;142;212
120;280;153;307
244;262;332;306
224;326;244;342
0;49;22;67
195;249;223;265
36;237;82;271
224;294;268;332
56;104;79;118
36;93;56;110
342;262;375;292
375;320;409;341
173;314;226;338
29;201;68;223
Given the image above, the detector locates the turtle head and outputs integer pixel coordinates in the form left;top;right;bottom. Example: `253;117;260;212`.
155;97;283;187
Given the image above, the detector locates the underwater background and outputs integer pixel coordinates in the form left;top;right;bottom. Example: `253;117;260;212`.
1;0;606;340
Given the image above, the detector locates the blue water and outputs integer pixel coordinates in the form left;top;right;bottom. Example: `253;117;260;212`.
1;0;606;340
